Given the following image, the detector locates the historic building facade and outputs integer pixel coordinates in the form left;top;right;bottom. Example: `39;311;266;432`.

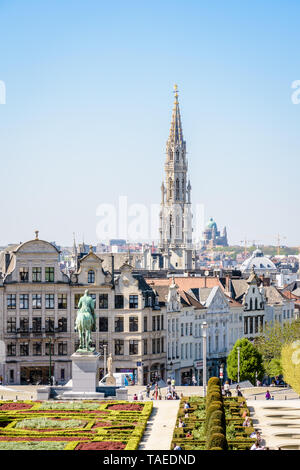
0;234;166;386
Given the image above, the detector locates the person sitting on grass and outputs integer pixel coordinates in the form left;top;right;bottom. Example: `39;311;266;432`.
178;418;186;428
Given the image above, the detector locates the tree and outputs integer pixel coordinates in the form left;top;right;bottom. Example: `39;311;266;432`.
281;341;300;394
227;338;264;385
254;320;300;375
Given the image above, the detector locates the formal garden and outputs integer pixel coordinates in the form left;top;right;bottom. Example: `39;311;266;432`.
0;400;152;450
171;377;256;450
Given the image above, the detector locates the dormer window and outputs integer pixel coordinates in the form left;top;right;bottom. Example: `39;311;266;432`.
88;270;95;283
20;268;29;282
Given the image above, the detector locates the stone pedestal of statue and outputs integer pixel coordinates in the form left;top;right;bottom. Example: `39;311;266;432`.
106;374;116;386
71;351;100;393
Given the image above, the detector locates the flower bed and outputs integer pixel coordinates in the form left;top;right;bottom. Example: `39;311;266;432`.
0;400;152;450
75;441;126;450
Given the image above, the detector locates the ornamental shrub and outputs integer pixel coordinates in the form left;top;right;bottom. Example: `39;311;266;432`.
207;377;221;388
206;393;222;409
209;425;224;436
206;432;228;451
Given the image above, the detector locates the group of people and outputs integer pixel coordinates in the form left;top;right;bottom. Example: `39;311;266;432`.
222;381;243;398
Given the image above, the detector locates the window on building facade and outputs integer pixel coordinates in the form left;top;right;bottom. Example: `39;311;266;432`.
61;369;65;380
156;338;160;354
152;316;156;331
32;294;42;309
7;294;16;309
144;316;148;332
190;323;193;335
45;317;55;333
32;267;42;282
32;317;42;333
58;342;68;355
20;343;29;356
115;295;124;309
99;294;108;309
58;294;67;309
244;317;248;335
129;316;138;332
33;342;42;356
45;267;54;282
114;339;124;355
58;317;67;332
99;317;108;332
249;317;253;334
181;323;184;336
45;294;55;309
20;294;29;309
7;343;16;356
45;342;55;356
88;270;95;283
74;294;81;309
19;267;29;282
156;316;161;331
144;339;148;355
152;339;156;355
129;295;138;309
115;316;124;332
20;317;29;333
7;317;16;333
129;340;138;355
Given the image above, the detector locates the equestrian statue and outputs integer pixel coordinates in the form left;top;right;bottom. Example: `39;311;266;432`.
75;289;96;352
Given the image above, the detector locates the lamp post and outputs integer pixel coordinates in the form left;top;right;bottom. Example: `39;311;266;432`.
237;346;240;384
201;321;208;397
103;344;107;377
48;336;53;385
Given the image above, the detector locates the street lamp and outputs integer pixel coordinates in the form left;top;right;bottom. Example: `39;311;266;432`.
103;344;107;376
201;321;208;397
237;346;240;384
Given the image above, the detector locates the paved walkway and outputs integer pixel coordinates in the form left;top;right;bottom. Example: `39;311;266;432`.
139;400;180;450
248;399;300;450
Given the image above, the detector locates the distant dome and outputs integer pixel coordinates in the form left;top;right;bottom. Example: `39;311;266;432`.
240;249;277;274
206;218;217;230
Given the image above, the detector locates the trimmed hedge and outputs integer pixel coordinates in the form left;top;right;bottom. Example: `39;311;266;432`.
206;432;228;451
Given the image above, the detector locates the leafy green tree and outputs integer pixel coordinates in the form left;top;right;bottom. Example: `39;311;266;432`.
227;338;264;384
254;320;300;375
281;341;300;394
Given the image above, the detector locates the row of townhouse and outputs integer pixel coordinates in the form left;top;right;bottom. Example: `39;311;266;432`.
0;234;166;386
148;269;295;384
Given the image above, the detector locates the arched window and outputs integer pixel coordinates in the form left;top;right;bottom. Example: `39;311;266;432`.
249;298;253;310
88;270;95;283
175;178;180;200
176;150;179;161
255;298;258;310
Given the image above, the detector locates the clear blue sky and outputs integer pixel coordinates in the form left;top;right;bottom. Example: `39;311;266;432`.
0;0;300;247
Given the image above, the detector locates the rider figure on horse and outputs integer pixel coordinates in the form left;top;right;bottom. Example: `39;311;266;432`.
75;289;96;351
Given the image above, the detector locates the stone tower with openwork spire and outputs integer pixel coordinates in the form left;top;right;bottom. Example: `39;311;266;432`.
158;85;193;270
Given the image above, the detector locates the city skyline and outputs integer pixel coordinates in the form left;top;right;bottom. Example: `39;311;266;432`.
1;1;300;246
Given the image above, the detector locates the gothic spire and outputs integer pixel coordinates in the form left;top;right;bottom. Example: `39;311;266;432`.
167;84;184;149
